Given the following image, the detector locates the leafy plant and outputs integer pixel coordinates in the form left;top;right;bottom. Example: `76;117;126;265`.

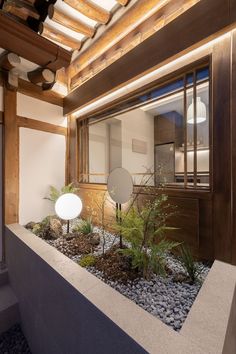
178;245;203;284
79;254;96;268
73;217;94;235
32;223;41;235
115;194;179;279
45;183;80;203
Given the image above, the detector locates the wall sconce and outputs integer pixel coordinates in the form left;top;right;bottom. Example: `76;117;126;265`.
187;97;206;124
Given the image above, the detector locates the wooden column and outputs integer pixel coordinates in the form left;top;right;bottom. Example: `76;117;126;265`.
4;85;19;224
67;115;78;184
231;29;236;265
212;34;232;262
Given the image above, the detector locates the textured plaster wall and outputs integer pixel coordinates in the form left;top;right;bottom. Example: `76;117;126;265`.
17;93;66;225
19;128;66;225
17;93;67;127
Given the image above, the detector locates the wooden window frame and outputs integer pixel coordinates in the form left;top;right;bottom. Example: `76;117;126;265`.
77;56;212;192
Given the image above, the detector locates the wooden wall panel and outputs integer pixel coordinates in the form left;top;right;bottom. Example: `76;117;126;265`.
231;29;236;264
212;34;232;262
4;87;19;224
199;199;213;260
165;197;199;250
79;184;203;254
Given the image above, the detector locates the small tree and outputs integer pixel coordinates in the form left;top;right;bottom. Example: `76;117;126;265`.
115;193;179;279
86;191;115;255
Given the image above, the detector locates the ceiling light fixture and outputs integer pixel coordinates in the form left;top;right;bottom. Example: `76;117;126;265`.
187;97;206;124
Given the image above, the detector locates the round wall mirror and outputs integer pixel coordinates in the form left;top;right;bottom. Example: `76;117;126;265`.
107;168;133;204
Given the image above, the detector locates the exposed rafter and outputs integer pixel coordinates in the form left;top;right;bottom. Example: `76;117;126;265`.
48;4;95;37
68;0;171;79
63;0;111;24
3;0;39;21
28;67;55;84
39;22;82;50
0;52;21;70
116;0;130;6
0;12;71;71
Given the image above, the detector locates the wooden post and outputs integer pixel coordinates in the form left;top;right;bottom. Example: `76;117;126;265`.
4;84;19;224
212;34;232;262
67;115;77;184
231;29;236;265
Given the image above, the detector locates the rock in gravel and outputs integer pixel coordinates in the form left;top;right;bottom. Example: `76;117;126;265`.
50;218;63;238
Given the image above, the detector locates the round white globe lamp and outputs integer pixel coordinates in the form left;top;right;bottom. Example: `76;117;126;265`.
55;193;82;233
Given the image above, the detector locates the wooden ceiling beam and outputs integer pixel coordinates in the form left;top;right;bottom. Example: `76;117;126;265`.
39;22;82;51
64;0;236;115
3;0;39;21
0;11;71;70
18;78;64;106
116;0;130;6
0;52;21;70
71;0;200;89
48;5;95;37
68;0;171;79
28;68;55;84
63;0;111;24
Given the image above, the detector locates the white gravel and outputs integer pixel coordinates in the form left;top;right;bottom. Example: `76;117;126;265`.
55;218;211;331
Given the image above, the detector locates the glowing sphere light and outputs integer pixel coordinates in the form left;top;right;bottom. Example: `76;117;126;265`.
55;193;82;221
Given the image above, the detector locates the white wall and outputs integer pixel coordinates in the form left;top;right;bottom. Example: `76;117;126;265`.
17;93;67;127
17;94;66;225
19;128;66;224
89;110;154;185
89;121;109;183
175;150;209;173
118;109;154;185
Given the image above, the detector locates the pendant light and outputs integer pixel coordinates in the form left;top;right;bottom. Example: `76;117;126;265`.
187;97;207;124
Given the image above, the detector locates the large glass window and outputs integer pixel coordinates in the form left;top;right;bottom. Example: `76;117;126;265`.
79;64;210;189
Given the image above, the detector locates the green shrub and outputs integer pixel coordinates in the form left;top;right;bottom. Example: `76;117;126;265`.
45;183;80;203
178;245;203;284
73;217;94;235
79;254;96;268
32;223;41;235
115;194;179;279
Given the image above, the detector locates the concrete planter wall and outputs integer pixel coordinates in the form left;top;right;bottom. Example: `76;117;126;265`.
5;224;236;354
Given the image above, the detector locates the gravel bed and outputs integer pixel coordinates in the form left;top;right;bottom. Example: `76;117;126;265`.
42;219;211;332
86;253;210;332
0;324;31;353
87;256;209;331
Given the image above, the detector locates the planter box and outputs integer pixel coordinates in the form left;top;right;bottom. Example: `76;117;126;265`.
5;224;236;354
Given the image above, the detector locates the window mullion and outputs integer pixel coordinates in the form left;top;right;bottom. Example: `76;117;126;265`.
184;74;187;188
193;70;197;188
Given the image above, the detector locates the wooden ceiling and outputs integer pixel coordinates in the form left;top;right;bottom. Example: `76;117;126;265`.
0;0;203;100
0;0;131;52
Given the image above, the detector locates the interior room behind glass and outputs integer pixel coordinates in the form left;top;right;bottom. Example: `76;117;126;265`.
86;65;210;189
